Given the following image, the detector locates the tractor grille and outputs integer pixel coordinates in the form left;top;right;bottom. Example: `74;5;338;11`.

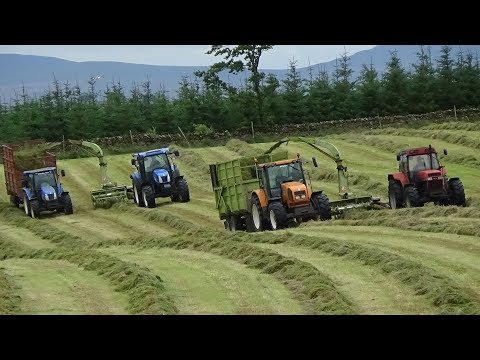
428;180;444;194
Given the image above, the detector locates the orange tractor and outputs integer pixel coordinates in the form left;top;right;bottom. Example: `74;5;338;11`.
210;137;383;232
388;145;466;208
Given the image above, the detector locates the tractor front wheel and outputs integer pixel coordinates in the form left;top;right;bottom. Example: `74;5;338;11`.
404;187;422;208
62;194;73;215
268;202;288;230
142;186;156;208
23;195;30;217
29;200;40;219
449;179;466;207
311;193;332;221
388;180;404;209
134;183;144;207
175;178;190;203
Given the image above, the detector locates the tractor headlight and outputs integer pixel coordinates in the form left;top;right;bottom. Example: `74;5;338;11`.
300;194;306;199
295;195;301;200
44;193;49;200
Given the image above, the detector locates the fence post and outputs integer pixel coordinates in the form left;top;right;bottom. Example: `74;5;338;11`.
251;121;255;139
178;126;191;148
129;129;134;144
453;105;457;121
62;135;65;153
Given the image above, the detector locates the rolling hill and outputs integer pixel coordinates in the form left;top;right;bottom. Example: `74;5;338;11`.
2;45;480;102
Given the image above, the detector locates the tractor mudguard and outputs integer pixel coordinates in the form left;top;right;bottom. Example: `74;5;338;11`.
252;189;269;209
131;172;142;184
448;177;459;181
388;173;408;187
311;190;324;197
22;188;34;201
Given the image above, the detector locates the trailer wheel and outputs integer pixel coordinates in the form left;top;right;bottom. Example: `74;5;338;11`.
23;195;30;216
62;194;73;215
142;185;156;208
29;200;40;219
10;195;20;208
449;179;466;207
268;202;287;230
311;193;332;221
246;196;264;232
227;215;242;232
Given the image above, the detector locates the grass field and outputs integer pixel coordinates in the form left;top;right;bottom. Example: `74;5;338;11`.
1;120;479;314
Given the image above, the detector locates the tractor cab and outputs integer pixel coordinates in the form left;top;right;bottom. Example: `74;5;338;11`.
257;157;310;208
398;147;446;188
131;148;178;186
23;167;65;204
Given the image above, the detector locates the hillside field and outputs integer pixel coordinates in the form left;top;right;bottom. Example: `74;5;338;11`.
1;121;480;315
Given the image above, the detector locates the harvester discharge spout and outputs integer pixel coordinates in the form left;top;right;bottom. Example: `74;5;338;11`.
64;140;133;208
265;137;389;215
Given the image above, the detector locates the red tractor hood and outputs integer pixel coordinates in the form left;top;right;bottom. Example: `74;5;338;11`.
416;169;443;180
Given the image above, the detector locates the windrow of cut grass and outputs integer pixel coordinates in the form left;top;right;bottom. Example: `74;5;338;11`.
112;202;480;314
0;202;87;248
0;204;177;314
0;238;34;314
91;233;355;315
338;132;480;170
330;207;480;237
27;248;177;314
224;139;261;158
366;128;480;150
420;121;480;132
230;231;480;315
0;265;22;314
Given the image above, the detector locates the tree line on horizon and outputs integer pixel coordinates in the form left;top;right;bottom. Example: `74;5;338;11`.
0;45;479;143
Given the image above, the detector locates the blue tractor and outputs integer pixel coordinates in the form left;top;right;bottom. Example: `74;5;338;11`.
3;144;73;219
130;148;190;208
21;168;73;218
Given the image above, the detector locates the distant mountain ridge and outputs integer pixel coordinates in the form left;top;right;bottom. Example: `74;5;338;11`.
1;45;479;102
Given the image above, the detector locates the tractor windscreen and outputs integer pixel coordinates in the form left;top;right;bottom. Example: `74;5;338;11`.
408;154;440;173
267;162;304;190
34;171;57;188
144;154;169;173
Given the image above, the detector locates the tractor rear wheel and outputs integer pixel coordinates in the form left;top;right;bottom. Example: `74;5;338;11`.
62;194;73;215
142;186;156;208
268;202;288;230
246;196;264;232
449;179;466;207
29;200;40;219
175;178;190;203
388;180;404;209
404;186;422;208
311;193;332;221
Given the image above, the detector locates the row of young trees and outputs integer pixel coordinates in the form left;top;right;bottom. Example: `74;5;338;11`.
1;45;479;143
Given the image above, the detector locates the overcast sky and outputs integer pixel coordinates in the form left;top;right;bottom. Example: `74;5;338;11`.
0;45;376;69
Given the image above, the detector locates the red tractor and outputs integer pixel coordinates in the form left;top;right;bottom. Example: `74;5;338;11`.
388;145;466;209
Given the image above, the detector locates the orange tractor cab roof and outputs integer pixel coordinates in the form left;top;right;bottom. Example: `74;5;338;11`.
257;158;299;168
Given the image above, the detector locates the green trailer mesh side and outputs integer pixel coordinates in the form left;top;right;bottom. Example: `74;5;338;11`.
212;150;289;219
